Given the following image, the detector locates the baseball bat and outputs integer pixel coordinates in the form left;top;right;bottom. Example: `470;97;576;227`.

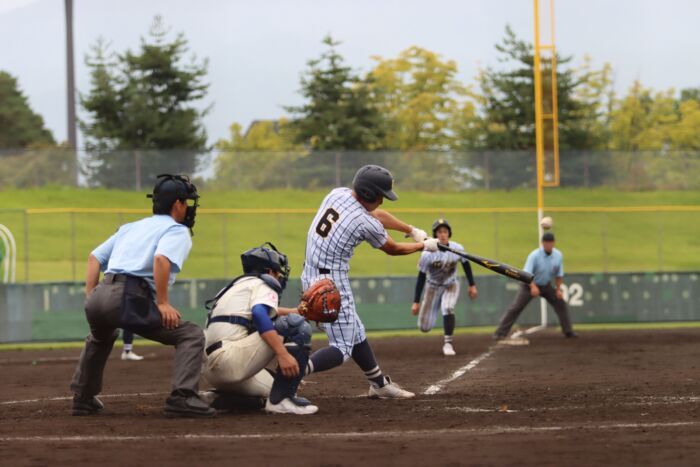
437;244;534;284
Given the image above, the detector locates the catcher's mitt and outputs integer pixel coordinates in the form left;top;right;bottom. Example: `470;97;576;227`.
298;278;341;323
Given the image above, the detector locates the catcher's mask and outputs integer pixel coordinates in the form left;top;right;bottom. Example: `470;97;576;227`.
240;242;290;290
147;174;200;235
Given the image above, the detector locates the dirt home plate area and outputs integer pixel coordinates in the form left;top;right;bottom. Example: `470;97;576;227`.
1;329;699;466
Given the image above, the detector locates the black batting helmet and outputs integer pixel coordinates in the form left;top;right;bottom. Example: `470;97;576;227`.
240;242;290;288
432;218;452;238
352;165;398;202
148;174;200;231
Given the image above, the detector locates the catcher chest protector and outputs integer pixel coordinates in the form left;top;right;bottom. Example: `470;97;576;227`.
352;165;398;202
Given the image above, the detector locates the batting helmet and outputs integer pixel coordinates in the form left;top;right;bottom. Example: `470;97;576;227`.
352;165;398;202
432;218;452;238
241;242;291;289
148;174;200;232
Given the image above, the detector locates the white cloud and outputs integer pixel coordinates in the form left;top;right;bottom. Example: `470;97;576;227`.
0;0;39;16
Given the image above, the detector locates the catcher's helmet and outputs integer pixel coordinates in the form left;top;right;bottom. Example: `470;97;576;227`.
352;165;398;202
147;174;200;232
241;242;290;289
432;218;452;238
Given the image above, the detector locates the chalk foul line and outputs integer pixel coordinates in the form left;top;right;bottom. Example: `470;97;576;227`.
1;422;698;443
423;346;498;395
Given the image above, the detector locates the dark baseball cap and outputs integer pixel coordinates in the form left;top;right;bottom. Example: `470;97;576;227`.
542;232;555;242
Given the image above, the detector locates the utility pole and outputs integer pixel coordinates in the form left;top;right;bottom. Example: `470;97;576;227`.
65;0;77;149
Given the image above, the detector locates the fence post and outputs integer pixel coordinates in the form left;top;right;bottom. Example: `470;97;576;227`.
222;213;228;278
23;210;29;283
493;211;499;259
601;212;608;273
657;211;664;271
70;211;76;281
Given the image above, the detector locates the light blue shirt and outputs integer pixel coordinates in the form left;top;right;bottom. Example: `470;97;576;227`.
523;247;564;286
92;215;192;289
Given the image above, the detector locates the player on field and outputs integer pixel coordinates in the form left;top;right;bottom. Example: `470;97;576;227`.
200;243;318;415
411;219;478;356
301;165;439;399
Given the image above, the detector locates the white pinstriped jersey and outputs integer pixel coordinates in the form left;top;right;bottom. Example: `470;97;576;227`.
418;241;468;286
304;188;388;271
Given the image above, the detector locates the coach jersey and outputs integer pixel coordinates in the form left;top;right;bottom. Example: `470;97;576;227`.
304;188;388;271
418;241;468;286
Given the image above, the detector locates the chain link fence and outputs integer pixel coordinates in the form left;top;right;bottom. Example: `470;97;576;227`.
1;148;699;191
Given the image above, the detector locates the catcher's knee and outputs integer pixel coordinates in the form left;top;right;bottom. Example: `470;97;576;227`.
275;314;312;349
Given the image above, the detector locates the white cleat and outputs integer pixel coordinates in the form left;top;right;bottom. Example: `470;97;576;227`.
442;342;456;356
121;350;144;361
368;376;415;399
264;398;318;415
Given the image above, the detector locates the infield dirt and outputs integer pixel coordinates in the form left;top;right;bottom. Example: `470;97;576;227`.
1;329;699;466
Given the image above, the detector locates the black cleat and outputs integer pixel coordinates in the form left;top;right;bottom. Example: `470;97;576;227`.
565;331;579;338
164;392;216;418
72;395;104;416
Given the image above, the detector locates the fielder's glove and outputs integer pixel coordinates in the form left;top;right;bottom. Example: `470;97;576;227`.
298;278;341;323
423;238;439;252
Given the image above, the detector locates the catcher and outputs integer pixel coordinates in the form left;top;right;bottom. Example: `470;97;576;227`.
200;243;328;415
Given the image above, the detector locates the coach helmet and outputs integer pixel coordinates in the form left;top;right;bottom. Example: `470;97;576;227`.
241;242;290;290
352;165;398;202
148;174;200;233
432;218;452;238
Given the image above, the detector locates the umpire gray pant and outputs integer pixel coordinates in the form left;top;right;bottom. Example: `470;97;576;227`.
70;276;205;399
494;283;573;338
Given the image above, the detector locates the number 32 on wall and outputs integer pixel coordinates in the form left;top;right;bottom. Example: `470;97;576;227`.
560;283;584;306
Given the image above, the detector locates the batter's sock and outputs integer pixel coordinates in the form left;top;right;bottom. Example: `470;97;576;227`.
351;340;386;388
308;346;344;374
123;344;133;352
443;314;455;341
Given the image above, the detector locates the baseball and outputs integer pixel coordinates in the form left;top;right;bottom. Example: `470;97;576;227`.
540;216;553;230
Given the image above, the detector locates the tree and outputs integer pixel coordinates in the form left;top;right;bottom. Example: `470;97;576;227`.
286;35;385;151
368;46;471;151
469;26;612;189
0;71;54;148
212;119;306;189
80;16;209;189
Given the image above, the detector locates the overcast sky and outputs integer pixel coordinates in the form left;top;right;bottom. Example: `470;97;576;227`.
1;0;699;147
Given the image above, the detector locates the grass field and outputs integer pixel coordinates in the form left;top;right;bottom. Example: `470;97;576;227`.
1;187;699;281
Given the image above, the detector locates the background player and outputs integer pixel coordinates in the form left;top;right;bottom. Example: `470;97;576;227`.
302;165;439;399
493;231;577;340
411;219;478;356
121;330;143;361
200;243;317;415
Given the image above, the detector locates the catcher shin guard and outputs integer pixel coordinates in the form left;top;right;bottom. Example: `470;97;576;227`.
270;315;312;404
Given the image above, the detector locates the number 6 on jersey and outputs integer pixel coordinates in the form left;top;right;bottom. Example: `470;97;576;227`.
315;208;340;238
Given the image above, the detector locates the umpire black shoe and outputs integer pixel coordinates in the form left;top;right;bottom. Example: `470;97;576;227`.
72;395;104;416
565;331;579;338
164;391;216;418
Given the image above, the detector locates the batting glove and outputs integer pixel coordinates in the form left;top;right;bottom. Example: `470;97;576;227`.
408;226;428;242
423;238;439;252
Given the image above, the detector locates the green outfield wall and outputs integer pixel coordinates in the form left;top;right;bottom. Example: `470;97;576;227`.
0;272;698;343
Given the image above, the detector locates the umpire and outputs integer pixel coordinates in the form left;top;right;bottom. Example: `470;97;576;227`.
493;232;577;339
70;174;214;418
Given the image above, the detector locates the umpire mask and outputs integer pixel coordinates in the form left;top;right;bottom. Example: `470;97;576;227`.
148;174;200;235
